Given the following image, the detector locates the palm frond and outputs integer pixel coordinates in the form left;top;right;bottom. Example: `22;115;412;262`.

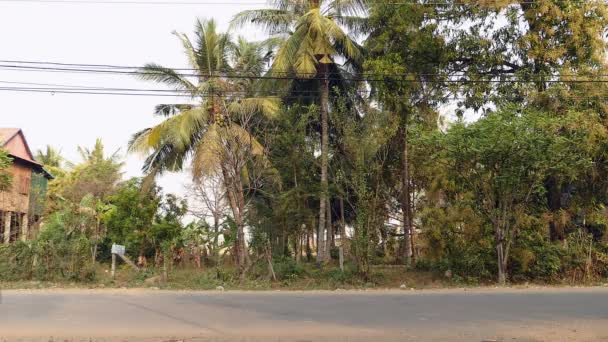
272;22;312;74
323;17;362;62
229;97;282;119
138;64;197;94
227;124;265;156
327;0;369;16
153;104;194;117
192;124;223;177
172;31;201;73
128;127;155;154
231;9;296;34
331;15;370;36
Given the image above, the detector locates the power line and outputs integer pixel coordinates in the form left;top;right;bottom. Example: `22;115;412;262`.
6;60;608;81
0;86;357;98
0;0;268;5
0;0;595;5
4;63;608;84
0;80;602;96
0;85;606;102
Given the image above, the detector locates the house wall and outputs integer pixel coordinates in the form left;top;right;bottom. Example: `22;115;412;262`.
0;161;31;213
0;161;32;243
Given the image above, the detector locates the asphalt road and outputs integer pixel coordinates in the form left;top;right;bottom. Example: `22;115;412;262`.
1;288;607;342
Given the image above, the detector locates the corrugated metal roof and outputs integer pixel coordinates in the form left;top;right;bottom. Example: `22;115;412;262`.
0;128;20;146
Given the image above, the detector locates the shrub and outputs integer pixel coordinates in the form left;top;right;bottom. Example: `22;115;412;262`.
0;214;96;282
272;256;306;281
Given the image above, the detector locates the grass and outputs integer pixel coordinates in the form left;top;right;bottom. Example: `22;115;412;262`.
3;259;604;291
0;260;454;291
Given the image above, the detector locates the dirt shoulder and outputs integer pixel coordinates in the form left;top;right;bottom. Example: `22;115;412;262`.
3;284;608;295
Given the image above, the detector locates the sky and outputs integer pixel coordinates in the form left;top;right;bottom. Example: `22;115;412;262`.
0;0;266;196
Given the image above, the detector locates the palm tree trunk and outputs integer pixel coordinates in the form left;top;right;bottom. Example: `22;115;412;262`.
317;62;330;263
401;119;412;267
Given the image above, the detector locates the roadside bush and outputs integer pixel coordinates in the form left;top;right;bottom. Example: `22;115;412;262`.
0;210;96;282
0;237;96;282
414;244;495;284
509;230;563;282
0;241;35;280
272;256;306;281
326;267;355;284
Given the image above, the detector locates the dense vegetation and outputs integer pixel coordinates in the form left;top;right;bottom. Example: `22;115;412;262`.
2;0;608;287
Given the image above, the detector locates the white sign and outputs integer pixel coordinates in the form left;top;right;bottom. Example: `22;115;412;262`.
111;244;126;256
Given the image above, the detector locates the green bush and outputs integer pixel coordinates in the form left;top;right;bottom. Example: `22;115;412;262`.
0;238;95;282
0;242;34;280
325;268;352;283
0;210;96;282
272;256;306;281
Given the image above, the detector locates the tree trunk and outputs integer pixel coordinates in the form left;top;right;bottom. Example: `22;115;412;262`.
410;182;416;264
92;243;98;264
317;62;330;263
340;197;346;241
401;119;412;266
325;198;332;260
495;225;507;285
306;232;312;262
234;173;250;270
545;176;565;241
295;234;301;263
221;166;249;270
213;214;220;262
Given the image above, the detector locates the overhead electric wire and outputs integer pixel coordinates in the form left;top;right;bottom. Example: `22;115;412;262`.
0;0;269;5
0;85;606;103
3;63;608;84
0;0;594;5
4;59;606;79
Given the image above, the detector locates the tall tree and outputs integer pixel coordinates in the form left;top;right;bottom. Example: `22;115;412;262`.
365;0;447;265
431;106;596;284
233;0;366;261
129;19;279;273
446;0;608;241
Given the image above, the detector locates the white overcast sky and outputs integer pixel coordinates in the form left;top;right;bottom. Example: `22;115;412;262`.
0;0;266;196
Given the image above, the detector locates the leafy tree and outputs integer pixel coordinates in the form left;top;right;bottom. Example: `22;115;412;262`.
335;101;397;276
50;138;123;206
364;0;448;265
233;0;366;262
103;178;161;262
446;0;608;240
430;106;595;284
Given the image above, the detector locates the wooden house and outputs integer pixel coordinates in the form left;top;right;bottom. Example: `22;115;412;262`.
0;128;52;243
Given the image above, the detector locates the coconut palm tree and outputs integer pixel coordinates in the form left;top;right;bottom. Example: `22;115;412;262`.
129;19;280;272
232;0;367;261
35;145;63;168
35;145;66;178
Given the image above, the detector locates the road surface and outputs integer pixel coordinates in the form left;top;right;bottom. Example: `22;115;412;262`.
0;288;607;341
